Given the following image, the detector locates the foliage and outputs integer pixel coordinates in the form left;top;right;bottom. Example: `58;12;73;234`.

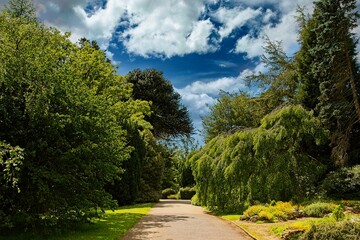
189;105;328;212
310;0;360;166
202;92;264;142
178;187;196;200
0;141;24;228
320;165;360;199
332;204;345;221
126;68;193;138
161;188;177;199
191;193;200;206
243;205;268;219
300;220;360;240
304;202;337;217
246;37;298;106
0;2;154;229
167;194;179;200
243;202;300;222
258;211;275;222
0;203;153;240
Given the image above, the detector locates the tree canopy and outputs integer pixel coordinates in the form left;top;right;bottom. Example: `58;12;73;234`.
126;68;193;139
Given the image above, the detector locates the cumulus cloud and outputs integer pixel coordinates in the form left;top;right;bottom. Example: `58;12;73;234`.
235;10;301;58
211;6;262;40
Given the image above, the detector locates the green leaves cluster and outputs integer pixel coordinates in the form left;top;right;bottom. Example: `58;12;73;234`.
0;4;154;229
189;106;328;212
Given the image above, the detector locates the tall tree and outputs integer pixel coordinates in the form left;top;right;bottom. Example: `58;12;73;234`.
296;8;321;110
6;0;36;20
126;68;193;139
311;0;360;166
0;4;152;229
202;91;264;142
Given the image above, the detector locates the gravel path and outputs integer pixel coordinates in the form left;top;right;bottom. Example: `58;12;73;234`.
121;199;252;240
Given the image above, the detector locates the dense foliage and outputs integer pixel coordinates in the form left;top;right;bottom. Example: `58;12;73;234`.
126;68;193;138
0;0;193;231
189;106;328;211
190;0;360;213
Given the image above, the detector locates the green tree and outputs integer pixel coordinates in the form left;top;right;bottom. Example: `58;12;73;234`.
202;91;264;142
247;37;298;106
311;0;360;166
5;0;36;20
126;68;193;139
0;4;152;229
295;8;321;110
189;105;328;211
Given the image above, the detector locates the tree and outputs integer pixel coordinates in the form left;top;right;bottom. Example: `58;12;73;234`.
6;0;36;20
247;37;298;105
0;4;153;229
310;0;360;166
295;8;321;110
202;91;264;142
189;105;328;211
126;68;193;139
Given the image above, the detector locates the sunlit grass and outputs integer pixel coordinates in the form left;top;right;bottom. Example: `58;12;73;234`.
221;214;241;221
0;203;153;240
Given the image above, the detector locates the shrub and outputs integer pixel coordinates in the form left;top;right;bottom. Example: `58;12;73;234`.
258;211;275;222
301;221;360;240
274;201;294;215
320;165;360;199
243;205;268;218
243;202;301;221
304;202;336;217
167;194;179;199
272;210;288;220
191;193;200;206
178;187;196;200
161;188;176;199
332;204;345;221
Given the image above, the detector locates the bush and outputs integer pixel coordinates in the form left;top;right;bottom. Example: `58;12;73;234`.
161;188;176;199
243;202;301;221
191;193;200;206
320;165;360;199
304;202;336;217
178;187;196;200
301;221;360;240
332;204;345;221
167;194;179;199
243;205;268;218
258;211;275;222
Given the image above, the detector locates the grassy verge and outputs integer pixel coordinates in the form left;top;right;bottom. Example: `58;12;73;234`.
0;203;154;240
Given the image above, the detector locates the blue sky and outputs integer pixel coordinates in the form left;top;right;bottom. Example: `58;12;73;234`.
1;0;360;143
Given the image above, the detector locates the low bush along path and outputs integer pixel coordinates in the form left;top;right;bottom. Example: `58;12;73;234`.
121;199;252;240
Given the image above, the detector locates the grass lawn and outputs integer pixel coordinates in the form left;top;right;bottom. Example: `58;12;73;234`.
0;203;154;240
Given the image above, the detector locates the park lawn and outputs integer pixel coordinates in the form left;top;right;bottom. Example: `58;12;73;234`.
0;203;154;240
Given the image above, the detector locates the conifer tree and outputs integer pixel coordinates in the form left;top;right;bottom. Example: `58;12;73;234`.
311;0;360;166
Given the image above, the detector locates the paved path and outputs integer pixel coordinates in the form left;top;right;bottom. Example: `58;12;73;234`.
121;199;252;240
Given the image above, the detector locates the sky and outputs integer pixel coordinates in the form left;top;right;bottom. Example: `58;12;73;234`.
1;0;360;143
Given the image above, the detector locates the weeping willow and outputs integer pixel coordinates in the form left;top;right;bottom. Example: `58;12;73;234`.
188;105;329;212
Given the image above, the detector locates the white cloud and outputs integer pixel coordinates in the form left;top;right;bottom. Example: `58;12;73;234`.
211;6;262;40
235;10;300;58
121;0;216;58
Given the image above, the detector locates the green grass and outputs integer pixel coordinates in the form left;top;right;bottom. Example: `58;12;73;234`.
0;203;153;240
221;214;241;221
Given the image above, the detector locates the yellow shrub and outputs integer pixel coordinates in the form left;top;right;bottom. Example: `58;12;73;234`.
274;201;294;215
258;211;275;222
243;205;268;218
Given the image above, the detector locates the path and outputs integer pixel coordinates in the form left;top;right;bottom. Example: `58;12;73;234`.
121;199;252;240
